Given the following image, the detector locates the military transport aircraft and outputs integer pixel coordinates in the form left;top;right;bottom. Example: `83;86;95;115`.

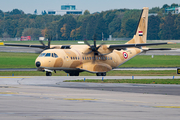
0;7;175;76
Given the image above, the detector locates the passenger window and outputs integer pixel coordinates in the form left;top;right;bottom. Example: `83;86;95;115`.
52;53;54;57
45;53;51;57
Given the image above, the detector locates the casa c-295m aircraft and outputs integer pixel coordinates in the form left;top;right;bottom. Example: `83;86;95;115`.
0;7;175;76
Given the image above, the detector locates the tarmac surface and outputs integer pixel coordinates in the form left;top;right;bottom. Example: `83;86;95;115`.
0;76;180;120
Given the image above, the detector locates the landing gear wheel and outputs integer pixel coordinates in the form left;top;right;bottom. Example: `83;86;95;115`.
46;72;52;76
96;72;106;76
69;72;79;76
102;72;106;76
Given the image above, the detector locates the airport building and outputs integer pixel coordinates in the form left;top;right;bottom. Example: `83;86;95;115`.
48;5;82;15
165;6;180;14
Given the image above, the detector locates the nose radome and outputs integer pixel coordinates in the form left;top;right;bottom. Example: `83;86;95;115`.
36;61;41;67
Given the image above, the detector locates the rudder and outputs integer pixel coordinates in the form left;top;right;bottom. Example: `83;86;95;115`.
126;7;149;44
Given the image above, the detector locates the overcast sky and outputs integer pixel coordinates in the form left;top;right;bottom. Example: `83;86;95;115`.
0;0;179;14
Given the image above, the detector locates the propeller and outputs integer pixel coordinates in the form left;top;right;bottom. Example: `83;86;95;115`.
39;37;51;50
84;34;105;63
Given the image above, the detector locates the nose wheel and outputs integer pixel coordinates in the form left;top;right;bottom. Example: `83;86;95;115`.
46;71;52;76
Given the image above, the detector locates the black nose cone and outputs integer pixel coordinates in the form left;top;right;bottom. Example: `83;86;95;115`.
36;61;41;67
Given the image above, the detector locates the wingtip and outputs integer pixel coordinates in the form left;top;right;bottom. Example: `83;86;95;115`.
167;42;176;44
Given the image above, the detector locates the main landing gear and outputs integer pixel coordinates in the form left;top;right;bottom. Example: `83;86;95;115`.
69;72;79;76
96;72;106;76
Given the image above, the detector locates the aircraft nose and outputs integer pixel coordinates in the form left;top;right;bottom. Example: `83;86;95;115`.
36;61;41;67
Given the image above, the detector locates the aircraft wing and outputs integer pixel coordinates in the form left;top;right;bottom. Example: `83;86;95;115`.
1;43;44;49
0;42;46;49
108;42;173;50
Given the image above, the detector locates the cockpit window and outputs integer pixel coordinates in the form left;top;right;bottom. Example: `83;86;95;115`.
39;53;46;57
45;53;51;57
54;53;58;58
38;53;58;58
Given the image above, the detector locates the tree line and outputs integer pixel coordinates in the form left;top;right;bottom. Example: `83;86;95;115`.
0;3;180;40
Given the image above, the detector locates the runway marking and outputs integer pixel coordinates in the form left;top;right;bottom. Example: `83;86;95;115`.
0;77;31;78
64;98;98;101
0;92;18;94
155;106;180;108
0;86;16;88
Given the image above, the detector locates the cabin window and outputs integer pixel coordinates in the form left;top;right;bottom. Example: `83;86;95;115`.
71;57;72;60
78;57;79;60
83;57;84;60
45;53;51;57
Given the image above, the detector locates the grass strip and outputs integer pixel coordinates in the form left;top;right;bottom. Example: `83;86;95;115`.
0;70;179;76
0;52;180;68
64;79;180;84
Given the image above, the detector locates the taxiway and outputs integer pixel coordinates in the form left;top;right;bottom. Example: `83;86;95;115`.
0;76;180;120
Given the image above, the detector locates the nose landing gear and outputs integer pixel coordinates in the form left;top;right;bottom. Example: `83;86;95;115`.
46;71;52;76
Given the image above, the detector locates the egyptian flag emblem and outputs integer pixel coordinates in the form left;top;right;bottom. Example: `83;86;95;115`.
139;31;143;36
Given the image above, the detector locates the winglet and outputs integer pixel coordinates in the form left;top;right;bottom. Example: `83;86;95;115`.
0;42;4;45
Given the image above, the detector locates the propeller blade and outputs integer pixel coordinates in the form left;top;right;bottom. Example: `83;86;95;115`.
84;40;91;47
93;34;97;50
84;50;93;55
96;42;105;50
48;37;51;49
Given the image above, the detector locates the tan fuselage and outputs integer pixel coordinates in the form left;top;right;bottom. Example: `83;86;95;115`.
35;45;142;73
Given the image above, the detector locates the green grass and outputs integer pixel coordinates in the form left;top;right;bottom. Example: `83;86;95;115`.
119;55;180;68
64;79;180;84
0;52;179;68
0;52;38;68
0;70;178;76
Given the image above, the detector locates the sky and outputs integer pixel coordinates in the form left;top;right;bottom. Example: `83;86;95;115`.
0;0;179;14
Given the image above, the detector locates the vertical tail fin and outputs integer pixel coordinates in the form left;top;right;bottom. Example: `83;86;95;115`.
126;7;149;44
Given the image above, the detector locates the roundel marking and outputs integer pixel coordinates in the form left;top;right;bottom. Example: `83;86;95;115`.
123;52;128;59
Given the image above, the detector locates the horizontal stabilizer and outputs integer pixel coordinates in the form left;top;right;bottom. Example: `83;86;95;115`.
109;42;172;50
142;48;176;51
